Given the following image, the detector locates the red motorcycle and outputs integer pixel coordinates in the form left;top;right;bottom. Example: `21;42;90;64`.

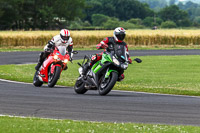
33;46;78;87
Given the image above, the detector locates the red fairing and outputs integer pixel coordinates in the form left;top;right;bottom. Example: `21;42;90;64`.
40;56;55;82
38;47;70;83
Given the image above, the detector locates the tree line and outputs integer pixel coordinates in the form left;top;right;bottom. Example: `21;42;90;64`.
0;0;199;30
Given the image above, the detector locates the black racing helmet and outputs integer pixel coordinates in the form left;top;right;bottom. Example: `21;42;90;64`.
113;27;126;42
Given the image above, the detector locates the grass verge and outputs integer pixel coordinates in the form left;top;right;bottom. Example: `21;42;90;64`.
0;55;200;96
0;46;97;52
1;45;200;52
0;116;200;133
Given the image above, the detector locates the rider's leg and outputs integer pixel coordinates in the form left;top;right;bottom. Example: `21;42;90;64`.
35;51;50;70
82;53;102;75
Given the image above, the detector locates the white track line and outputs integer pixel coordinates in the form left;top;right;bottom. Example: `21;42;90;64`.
0;114;60;120
0;78;33;85
0;78;200;98
0;114;105;123
112;90;200;98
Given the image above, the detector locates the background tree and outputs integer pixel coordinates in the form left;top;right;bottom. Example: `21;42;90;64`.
128;18;142;25
91;14;110;26
138;0;168;11
0;0;85;30
85;0;154;22
161;21;177;28
159;5;191;27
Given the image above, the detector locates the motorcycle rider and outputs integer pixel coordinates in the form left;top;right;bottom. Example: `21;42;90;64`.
82;27;132;81
35;29;73;71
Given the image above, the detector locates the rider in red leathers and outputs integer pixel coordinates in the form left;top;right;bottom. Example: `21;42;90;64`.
82;27;132;81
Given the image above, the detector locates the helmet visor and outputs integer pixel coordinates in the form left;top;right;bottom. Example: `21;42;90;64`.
60;34;70;41
116;33;126;41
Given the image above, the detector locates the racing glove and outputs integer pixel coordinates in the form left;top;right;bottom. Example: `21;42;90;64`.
101;43;108;49
128;58;132;64
47;41;54;48
97;43;108;49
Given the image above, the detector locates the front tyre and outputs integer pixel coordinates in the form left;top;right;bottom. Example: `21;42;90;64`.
74;76;88;94
98;72;118;96
33;71;43;87
48;66;61;87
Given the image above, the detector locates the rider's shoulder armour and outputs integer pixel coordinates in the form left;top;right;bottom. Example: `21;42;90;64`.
106;37;126;51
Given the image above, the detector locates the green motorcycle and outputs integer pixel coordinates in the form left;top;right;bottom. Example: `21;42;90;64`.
74;48;142;95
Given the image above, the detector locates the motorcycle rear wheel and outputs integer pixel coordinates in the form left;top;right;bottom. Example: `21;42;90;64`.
48;66;61;87
74;76;88;94
33;71;43;87
98;72;118;96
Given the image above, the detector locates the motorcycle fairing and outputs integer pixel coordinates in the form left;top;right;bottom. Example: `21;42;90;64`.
85;61;112;88
38;47;69;83
93;53;112;74
39;56;54;82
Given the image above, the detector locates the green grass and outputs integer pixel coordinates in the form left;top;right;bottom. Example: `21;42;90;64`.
0;116;200;133
1;46;200;52
0;47;97;52
1;55;200;96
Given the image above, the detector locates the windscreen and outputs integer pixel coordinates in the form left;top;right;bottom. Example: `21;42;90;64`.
57;46;67;56
115;44;128;62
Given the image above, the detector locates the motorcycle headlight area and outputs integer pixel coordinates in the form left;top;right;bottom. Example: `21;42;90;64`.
121;63;128;70
53;55;61;61
113;57;120;65
63;59;68;64
54;55;59;60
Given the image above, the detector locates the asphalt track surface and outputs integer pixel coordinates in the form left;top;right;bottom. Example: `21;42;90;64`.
0;49;200;126
1;49;200;65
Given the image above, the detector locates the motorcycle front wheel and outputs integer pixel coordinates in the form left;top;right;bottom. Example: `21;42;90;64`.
74;76;88;94
98;72;118;96
33;71;43;87
48;66;61;87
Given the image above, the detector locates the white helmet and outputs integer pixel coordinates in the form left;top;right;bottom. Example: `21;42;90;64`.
113;27;126;42
60;29;70;43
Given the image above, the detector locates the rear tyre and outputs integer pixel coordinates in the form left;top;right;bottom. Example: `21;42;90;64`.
48;66;61;87
33;71;43;87
74;76;87;94
98;72;118;96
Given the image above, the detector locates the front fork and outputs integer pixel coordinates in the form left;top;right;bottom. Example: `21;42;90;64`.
105;69;118;79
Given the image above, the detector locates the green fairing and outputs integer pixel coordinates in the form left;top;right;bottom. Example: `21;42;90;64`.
93;53;118;78
93;53;112;73
92;61;101;73
92;61;100;71
101;53;112;63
